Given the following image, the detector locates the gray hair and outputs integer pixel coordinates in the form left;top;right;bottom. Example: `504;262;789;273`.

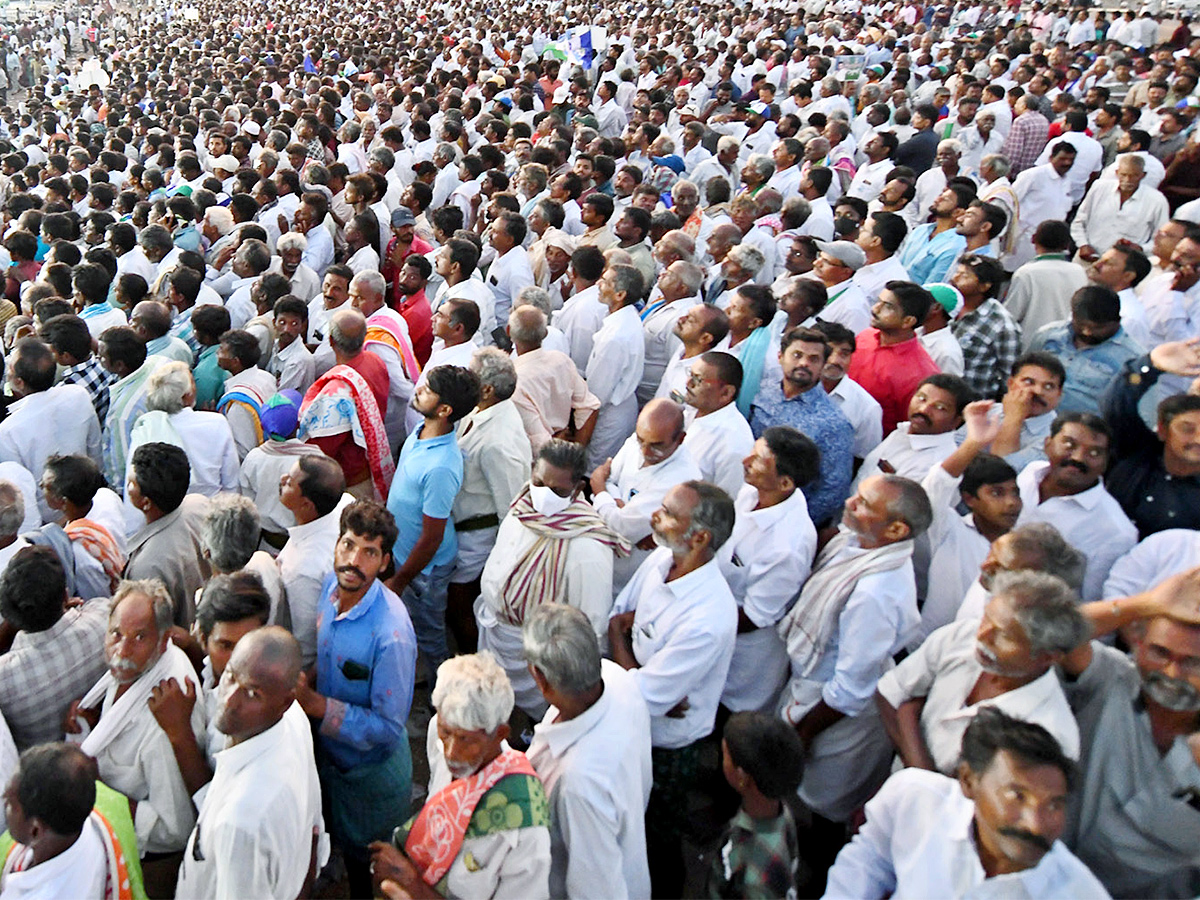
432;651;514;733
368;146;395;171
672;179;699;200
470;347;518;401
112;579;174;634
673;260;705;294
937;138;964;156
717;135;740;154
990;570;1089;655
745;153;776;180
516;285;553;317
536;439;587;482
659;230;696;260
682;480;735;551
433;142;458;164
351;269;386;301
879;475;933;539
0;480;23;538
522;604;602;695
200;493;262;572
1006;523;1087;592
608;264;644;303
1117;153;1146;173
727;243;766;277
981;153;1011;177
145;361;194;414
276;231;308;254
509;305;549;345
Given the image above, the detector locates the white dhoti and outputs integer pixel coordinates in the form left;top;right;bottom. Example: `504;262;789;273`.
587;395;638;470
474;598;547;719
450;525;499;585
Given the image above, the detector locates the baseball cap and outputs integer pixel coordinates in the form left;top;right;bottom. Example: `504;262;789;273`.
814;239;866;271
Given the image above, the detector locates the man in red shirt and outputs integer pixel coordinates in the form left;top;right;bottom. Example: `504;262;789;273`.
846;280;942;434
382;205;433;298
392;255;434;367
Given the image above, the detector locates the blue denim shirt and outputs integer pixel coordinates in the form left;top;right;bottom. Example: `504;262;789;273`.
1028;322;1145;415
315;575;417;769
750;384;854;526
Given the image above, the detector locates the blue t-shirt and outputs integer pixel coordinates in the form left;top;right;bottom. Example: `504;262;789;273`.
386;429;462;572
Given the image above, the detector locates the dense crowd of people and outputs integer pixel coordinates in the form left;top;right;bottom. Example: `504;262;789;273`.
0;0;1198;896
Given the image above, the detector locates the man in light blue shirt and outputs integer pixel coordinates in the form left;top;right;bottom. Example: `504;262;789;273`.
899;183;971;285
385;364;480;677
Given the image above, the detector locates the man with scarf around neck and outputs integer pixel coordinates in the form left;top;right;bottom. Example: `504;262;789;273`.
477;439;630;719
370;652;551;900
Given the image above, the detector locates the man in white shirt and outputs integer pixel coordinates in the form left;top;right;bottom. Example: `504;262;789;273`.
487;212;535;327
877;569;1085;775
854;374;969;489
591;399;702;593
815;321;885;464
525;603;653;900
275;456;352;665
1032;111;1104;207
825;707;1108;899
64;580;206;895
852;211;911;304
175;627;320;900
638;261;703;405
1014;412;1138;601
0;744;111;900
720;426;819;713
776;474;931;823
681;351;755;498
584;264;646;469
1070;154;1168;260
608;480;736;898
0;338;102;522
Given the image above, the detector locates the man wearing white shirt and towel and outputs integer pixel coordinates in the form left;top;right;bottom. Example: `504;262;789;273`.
64;579;206;896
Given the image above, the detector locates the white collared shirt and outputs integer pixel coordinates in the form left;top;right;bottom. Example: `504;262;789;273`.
585;305;645;410
611;548;737;748
639;293;699;402
1016;461;1138;601
720;485;816;712
878;617;1080;774
0;815;107;900
277;493;354;665
177;706;322;900
528;661;653;900
682;402;756;499
554;284;607;376
853;422;958;490
0;384;102;522
825;768;1110;899
1102;528;1200;599
828;377;885;460
851;255;910;305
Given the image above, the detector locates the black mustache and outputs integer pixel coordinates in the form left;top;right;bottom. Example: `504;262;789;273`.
1062;460;1089;472
337;565;365;580
998;827;1051;852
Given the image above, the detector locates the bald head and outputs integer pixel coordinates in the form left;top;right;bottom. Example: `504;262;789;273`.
214;626;302;744
635;398;686;466
508;304;547;348
131;300;173;339
329;308;367;359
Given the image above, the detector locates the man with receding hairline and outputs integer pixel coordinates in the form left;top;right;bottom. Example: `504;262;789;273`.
176;626;322;900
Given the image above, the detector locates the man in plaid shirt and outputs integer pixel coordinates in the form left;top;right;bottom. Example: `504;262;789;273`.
1000;95;1050;175
0;545;109;749
949;254;1022;400
41;313;116;427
